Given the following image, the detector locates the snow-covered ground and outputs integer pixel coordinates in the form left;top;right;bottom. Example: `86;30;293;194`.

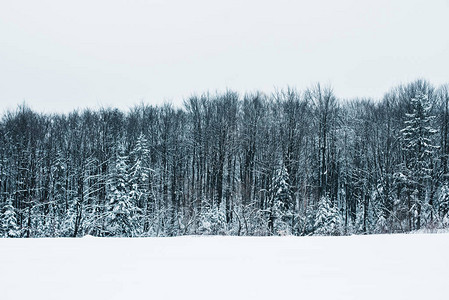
1;234;448;300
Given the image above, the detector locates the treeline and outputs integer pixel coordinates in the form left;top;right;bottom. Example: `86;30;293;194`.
1;79;449;237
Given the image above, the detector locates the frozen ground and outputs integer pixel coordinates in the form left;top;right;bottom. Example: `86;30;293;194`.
1;234;448;300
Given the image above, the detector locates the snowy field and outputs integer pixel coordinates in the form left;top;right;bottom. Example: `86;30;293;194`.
1;234;448;300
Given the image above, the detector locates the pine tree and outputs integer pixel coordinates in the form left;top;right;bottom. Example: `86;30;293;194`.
401;92;438;229
197;205;226;235
269;165;293;235
437;184;449;226
129;133;152;230
2;198;20;238
105;146;140;236
314;196;343;235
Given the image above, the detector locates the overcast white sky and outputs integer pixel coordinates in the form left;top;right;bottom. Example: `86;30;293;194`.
1;0;448;113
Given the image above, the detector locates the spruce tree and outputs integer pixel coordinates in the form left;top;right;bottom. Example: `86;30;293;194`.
2;198;20;238
129;133;152;229
401;92;438;229
105;145;140;236
269;164;293;235
314;196;343;235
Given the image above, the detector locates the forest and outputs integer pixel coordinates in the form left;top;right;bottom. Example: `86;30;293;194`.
1;79;449;237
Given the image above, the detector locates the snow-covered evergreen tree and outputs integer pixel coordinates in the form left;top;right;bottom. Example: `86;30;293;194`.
401;92;438;229
269;164;294;235
105;145;140;236
2;198;20;238
129;133;151;204
314;196;343;235
437;184;449;227
129;133;152;230
197;205;226;235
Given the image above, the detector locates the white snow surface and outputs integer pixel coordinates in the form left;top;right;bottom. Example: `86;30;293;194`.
1;234;448;300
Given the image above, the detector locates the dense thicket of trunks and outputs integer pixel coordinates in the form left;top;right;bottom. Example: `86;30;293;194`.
1;79;449;237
